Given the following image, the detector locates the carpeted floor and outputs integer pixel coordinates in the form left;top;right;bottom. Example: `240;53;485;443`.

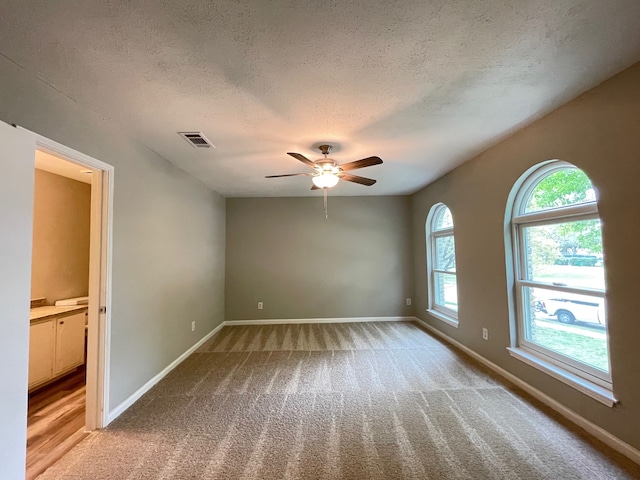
40;321;640;479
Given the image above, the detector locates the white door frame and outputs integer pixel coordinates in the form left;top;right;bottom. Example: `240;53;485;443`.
27;128;114;429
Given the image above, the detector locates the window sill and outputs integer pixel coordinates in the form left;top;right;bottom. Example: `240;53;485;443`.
507;347;617;407
426;309;459;328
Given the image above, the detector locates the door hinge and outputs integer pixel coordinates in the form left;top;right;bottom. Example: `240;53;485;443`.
99;306;107;314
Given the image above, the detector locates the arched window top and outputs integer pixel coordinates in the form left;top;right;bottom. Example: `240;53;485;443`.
432;204;453;231
519;164;596;215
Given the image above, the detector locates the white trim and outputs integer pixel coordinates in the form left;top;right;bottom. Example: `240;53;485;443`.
225;316;413;326
426;308;459;328
517;280;605;298
514;203;598;224
414;318;640;466
31;134;114;172
507;347;616;406
106;322;225;424
26;129;115;430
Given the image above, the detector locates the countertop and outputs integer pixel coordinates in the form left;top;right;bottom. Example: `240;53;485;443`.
30;305;88;322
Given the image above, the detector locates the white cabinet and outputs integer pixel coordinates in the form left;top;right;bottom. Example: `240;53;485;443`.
28;320;56;387
28;310;86;390
54;312;86;376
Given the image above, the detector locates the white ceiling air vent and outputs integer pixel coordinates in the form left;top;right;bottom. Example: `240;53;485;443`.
178;132;215;148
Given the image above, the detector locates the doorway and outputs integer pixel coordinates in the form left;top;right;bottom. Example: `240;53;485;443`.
25;133;112;478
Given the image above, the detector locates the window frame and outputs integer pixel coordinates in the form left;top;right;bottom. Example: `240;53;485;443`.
426;203;459;327
509;161;613;400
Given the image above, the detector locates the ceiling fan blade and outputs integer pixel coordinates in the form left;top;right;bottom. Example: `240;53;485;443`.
339;156;382;171
311;184;320;190
287;152;317;169
265;173;312;178
340;173;377;186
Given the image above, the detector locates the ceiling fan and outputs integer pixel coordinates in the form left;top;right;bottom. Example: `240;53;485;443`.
266;144;383;190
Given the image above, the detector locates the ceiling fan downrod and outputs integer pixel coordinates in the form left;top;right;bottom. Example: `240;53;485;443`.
324;188;328;219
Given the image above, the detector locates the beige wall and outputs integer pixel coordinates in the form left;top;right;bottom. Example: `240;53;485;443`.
226;196;413;320
411;62;640;450
31;169;91;305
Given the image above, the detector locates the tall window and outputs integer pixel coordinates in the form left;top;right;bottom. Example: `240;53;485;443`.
509;162;612;399
426;204;458;326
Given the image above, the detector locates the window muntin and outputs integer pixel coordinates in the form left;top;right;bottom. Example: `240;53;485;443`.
512;162;610;387
427;204;459;321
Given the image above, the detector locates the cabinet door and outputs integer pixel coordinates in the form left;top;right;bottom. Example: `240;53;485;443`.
54;312;86;376
29;320;55;388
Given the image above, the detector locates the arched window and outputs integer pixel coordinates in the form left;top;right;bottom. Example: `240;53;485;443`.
426;203;458;326
508;161;612;402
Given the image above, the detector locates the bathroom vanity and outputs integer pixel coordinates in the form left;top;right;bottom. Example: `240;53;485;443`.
29;305;87;391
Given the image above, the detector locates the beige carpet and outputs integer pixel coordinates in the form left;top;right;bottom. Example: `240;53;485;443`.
40;321;640;479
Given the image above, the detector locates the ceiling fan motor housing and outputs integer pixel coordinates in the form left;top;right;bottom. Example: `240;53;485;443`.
315;158;339;174
318;144;333;155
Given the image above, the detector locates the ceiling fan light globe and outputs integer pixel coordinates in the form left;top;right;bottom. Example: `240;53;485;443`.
312;172;339;188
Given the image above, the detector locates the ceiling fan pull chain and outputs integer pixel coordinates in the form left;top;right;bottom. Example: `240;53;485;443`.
324;188;328;219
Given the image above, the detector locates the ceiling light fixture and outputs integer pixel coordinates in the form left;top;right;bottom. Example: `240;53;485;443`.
312;171;340;188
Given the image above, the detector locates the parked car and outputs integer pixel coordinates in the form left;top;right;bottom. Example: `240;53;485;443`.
535;295;605;326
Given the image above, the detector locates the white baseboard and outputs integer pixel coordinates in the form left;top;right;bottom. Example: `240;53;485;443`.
225;316;414;326
413;317;640;466
106;321;225;424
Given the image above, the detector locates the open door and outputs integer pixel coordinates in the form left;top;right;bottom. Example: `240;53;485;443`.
31;132;113;431
0;121;37;480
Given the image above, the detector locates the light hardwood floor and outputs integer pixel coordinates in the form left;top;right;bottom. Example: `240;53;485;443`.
26;367;88;480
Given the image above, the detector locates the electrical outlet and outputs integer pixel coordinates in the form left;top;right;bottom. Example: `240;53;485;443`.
257;301;264;310
482;328;488;340
191;321;196;332
406;298;412;306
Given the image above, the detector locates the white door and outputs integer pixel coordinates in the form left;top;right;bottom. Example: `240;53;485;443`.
0;120;36;479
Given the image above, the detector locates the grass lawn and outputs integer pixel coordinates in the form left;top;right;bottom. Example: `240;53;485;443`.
531;324;609;371
532;265;605;290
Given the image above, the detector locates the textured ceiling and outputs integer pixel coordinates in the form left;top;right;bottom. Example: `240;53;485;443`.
1;1;639;197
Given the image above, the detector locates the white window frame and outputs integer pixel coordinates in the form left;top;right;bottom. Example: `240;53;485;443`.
508;161;615;406
426;203;458;327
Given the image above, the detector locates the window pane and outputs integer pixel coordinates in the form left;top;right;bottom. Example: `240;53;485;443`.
522;219;604;290
434;206;453;230
525;168;596;213
434;272;458;311
435;235;456;271
524;286;609;372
